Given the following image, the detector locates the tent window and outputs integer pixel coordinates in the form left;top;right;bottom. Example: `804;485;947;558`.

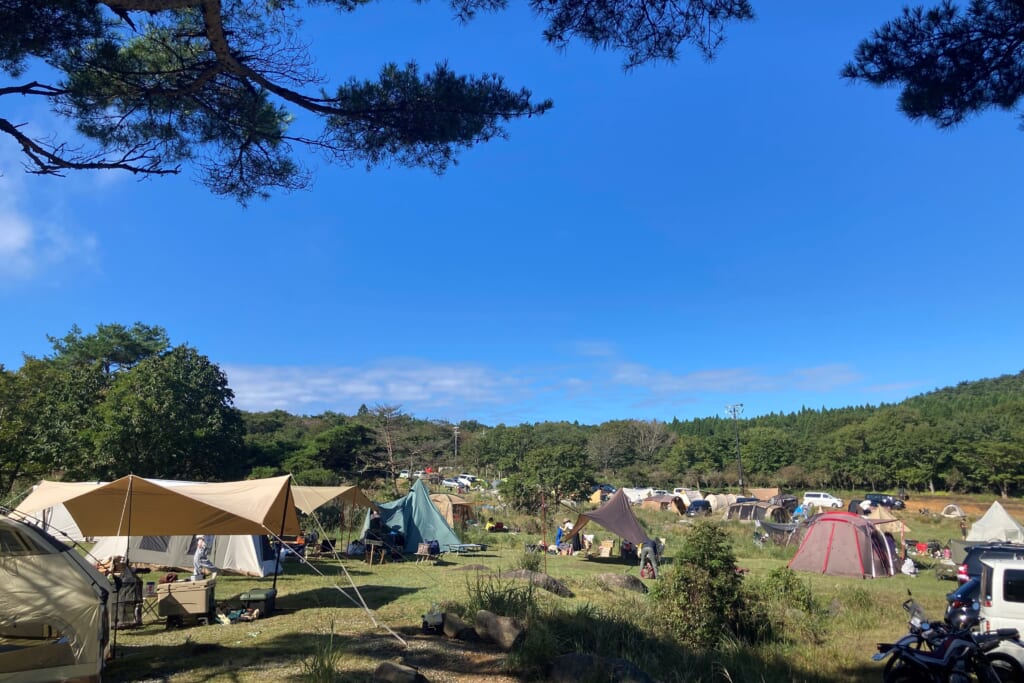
0;528;35;554
140;536;170;552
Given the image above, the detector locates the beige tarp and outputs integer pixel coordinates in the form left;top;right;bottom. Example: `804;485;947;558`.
15;475;300;536
748;487;779;501
291;485;375;515
867;504;911;534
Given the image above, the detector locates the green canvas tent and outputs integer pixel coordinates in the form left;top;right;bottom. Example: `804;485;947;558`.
360;479;461;552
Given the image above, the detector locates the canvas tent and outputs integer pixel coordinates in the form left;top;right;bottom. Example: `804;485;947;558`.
0;514;111;682
620;487;655;505
703;493;734;514
429;493;473;529
865;504;911;535
724;501;789;523
640;494;685;514
15;475;302;537
789;511;895;578
967;501;1024;543
360;479;461;553
567;489;653;547
748;487;780;501
78;483;374;576
89;533;279;577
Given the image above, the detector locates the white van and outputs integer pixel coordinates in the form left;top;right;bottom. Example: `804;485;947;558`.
802;491;843;509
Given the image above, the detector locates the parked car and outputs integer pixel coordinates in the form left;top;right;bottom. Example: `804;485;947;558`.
398;470;410;479
957;542;1024;584
802;492;843;509
456;474;477;488
652;489;670;496
686;500;713;517
412;470;426;478
945;577;980;628
864;492;906;510
441;478;460;490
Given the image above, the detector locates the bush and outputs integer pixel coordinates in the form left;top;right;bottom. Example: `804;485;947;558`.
650;522;745;650
300;621;342;683
463;573;537;622
512;550;542;573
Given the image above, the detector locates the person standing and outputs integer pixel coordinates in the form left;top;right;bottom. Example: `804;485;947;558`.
638;539;658;578
960;517;968;541
192;535;217;581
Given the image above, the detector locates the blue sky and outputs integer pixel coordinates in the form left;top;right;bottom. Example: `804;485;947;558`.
2;3;1022;426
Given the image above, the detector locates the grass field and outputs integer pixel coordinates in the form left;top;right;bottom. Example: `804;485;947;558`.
100;493;1003;682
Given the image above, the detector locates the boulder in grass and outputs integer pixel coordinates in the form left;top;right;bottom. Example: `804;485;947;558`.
441;612;478;641
547;653;655;683
498;569;574;597
595;573;648;594
374;661;429;683
474;609;525;651
447;564;491;572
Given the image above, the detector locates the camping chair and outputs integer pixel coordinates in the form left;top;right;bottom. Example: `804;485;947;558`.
597;540;615;558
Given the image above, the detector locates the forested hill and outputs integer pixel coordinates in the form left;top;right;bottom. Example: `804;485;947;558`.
2;322;1021;504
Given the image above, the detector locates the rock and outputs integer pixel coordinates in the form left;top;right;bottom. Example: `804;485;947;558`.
474;609;524;651
547;653;655;683
374;661;429;683
441;612;477;641
447;564;490;572
497;569;574;597
595;573;648;594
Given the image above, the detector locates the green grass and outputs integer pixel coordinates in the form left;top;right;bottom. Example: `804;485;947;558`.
100;505;973;682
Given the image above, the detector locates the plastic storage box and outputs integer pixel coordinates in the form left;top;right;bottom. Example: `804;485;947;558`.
239;588;276;616
156;578;216;624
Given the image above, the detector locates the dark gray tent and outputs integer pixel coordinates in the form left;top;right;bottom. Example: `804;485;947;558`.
568;489;652;546
360;479;461;552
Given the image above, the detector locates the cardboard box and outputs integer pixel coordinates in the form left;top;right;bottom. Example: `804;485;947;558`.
156;579;215;618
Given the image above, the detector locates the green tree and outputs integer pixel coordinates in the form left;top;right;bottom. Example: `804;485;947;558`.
844;1;1024;132
1;0;753;202
501;443;592;512
45;322;169;375
88;345;244;480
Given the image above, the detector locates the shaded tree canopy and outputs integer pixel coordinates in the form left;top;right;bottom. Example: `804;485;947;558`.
843;1;1024;128
0;0;754;202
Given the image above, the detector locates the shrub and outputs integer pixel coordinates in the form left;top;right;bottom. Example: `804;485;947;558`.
512;550;542;573
463;573;537;622
650;522;745;650
300;621;342;683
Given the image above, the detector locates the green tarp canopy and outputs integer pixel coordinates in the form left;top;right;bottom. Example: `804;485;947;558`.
360;478;461;552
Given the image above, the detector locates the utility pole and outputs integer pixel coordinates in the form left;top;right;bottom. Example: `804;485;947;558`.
726;403;744;495
453;425;459;461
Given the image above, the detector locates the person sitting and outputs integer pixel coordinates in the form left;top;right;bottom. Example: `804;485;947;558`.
485;517;496;531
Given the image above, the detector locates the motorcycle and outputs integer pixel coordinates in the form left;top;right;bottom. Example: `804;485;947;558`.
874;595;1023;682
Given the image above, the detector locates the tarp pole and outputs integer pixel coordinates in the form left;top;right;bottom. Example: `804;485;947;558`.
272;481;292;593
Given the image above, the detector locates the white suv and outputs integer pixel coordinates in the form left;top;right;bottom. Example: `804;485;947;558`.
802;491;843;509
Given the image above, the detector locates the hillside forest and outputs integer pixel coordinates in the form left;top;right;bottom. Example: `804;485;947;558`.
2;324;1022;506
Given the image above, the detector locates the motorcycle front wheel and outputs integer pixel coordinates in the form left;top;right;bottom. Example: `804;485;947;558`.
984;653;1023;683
883;657;936;683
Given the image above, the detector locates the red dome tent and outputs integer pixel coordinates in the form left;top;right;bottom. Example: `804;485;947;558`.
788;511;896;578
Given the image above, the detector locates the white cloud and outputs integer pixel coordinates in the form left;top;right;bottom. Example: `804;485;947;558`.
609;362;863;395
223;359;530;415
223;354;868;423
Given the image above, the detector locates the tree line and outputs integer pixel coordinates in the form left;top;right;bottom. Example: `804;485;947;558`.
2;323;1022;505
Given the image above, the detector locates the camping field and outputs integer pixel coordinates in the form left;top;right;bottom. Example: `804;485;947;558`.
97;495;992;683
